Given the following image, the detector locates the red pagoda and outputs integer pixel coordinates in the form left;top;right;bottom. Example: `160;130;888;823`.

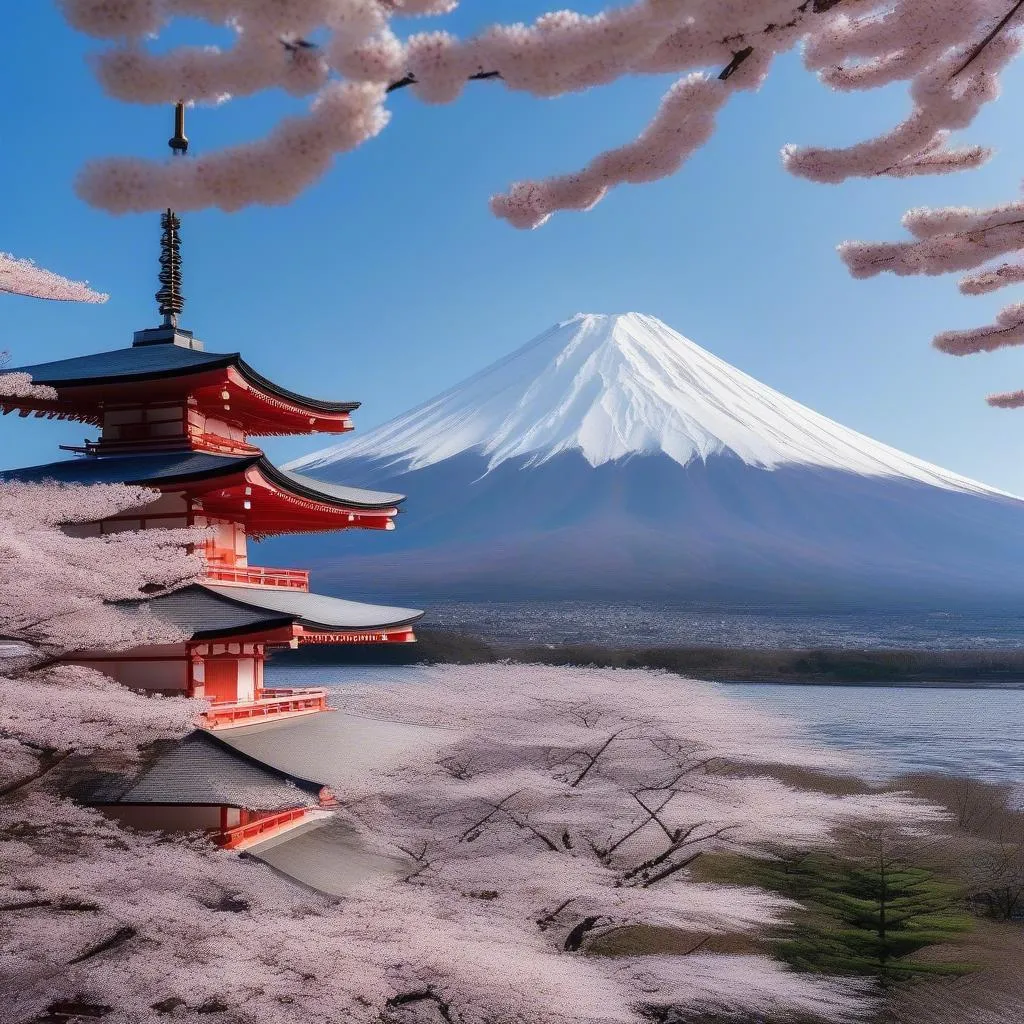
0;108;423;858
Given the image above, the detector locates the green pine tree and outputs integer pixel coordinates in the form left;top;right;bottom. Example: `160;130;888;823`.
701;843;974;983
778;844;973;982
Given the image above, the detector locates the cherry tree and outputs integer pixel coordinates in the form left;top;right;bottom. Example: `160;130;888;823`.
6;651;942;1023
60;1;1024;401
0;479;206;797
0;253;107;303
315;663;948;1020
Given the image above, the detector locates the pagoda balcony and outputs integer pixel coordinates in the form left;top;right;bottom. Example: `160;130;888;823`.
201;687;329;730
215;807;313;850
60;432;262;458
203;565;310;591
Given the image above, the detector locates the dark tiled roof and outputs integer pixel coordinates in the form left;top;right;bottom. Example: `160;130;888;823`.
0;452;256;487
82;732;321;809
8;344;234;385
201;585;424;631
270;465;405;508
143;585;293;638
1;454;405;508
5;343;357;414
144;584;423;639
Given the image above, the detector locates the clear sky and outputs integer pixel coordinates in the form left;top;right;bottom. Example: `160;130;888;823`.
5;4;1024;490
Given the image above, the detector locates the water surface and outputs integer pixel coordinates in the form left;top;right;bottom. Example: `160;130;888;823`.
266;662;1024;785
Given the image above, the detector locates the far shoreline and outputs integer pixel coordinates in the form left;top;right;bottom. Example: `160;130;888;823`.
274;630;1024;688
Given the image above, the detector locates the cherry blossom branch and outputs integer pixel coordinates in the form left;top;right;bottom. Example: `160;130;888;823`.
0;253;107;304
0;749;73;798
951;0;1024;76
68;926;138;965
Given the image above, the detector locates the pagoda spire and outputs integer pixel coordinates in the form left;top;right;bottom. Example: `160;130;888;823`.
155;103;188;328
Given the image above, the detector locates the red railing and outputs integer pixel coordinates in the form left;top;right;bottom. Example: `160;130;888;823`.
201;688;328;729
203;565;310;590
191;430;262;456
218;807;309;849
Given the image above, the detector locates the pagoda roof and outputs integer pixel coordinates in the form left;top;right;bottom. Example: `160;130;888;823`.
245;816;409;896
0;452;405;511
6;343;357;415
215;708;453;792
145;583;423;638
76;732;323;810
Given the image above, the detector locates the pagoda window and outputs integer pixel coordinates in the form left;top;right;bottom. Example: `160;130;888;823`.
64;493;191;539
236;658;256;703
105;805;225;831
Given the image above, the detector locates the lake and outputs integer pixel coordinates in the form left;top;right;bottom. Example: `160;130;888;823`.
265;662;1024;787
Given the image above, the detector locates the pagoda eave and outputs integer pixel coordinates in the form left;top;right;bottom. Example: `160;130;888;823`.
1;363;358;439
176;620;417;647
292;625;417;645
0;397;101;427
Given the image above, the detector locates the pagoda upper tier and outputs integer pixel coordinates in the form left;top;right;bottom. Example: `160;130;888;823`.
1;326;356;452
1;451;403;538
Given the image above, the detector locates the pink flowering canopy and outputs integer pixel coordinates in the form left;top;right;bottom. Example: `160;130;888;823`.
0;471;951;1022
0;252;107;303
61;0;1024;401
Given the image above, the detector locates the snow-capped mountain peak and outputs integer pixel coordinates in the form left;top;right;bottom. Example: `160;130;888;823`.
289;312;1004;498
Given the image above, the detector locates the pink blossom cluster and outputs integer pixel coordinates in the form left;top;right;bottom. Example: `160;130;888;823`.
64;1;1019;227
0;480;205;657
0;362;58;402
79;82;391;212
0;252;107;303
785;0;1015;182
842;190;1024;387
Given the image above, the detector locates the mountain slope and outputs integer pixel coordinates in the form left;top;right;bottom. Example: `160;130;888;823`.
270;313;1024;607
292;313;1005;497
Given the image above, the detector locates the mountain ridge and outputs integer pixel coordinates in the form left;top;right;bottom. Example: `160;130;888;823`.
289;312;1012;501
267;313;1024;606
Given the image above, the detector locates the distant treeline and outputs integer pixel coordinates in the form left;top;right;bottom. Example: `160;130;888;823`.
274;630;1024;685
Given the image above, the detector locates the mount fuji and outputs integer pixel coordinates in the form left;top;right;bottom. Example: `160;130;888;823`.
271;313;1024;607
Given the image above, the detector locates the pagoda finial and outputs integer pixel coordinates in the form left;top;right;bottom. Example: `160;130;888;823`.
155;102;188;327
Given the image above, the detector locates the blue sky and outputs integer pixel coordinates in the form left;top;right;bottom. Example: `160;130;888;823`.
5;4;1024;490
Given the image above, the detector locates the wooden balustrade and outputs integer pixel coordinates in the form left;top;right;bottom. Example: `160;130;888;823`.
201;688;328;729
217;807;310;849
203;565;310;590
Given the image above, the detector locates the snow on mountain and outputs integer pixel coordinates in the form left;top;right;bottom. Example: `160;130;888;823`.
290;312;1005;499
273;313;1024;606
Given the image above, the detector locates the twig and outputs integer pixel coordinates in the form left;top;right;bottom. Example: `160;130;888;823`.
0;749;73;798
68;926;137;965
951;0;1024;79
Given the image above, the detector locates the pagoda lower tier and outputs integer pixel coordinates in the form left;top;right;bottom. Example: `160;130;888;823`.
75;731;332;850
70;583;424;729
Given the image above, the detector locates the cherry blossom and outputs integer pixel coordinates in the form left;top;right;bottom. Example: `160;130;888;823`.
61;1;1016;225
0;252;107;304
59;2;1024;401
